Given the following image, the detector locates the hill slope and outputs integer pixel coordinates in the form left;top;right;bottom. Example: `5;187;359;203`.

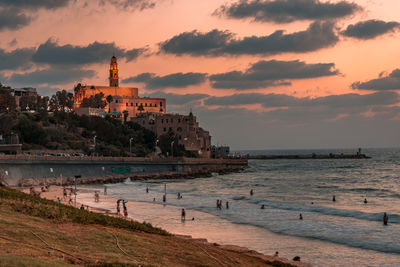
0;186;297;267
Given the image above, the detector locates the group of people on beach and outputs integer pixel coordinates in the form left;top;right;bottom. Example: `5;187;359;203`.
116;199;128;218
215;199;229;209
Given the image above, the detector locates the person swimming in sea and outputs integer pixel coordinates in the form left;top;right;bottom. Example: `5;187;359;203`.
383;212;389;225
261;204;265;209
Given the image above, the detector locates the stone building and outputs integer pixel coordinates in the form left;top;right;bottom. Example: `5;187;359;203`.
74;56;166;118
131;112;211;158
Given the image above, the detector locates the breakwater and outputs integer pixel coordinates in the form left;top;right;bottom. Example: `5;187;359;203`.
236;153;370;160
0;155;247;187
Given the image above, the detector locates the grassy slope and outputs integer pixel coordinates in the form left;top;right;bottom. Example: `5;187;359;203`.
0;186;286;267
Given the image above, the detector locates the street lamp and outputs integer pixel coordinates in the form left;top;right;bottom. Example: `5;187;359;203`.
93;136;97;156
129;137;134;154
171;141;174;157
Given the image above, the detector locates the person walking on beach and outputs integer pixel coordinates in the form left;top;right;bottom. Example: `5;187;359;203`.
218;200;222;210
104;186;107;195
57;197;61;204
123;206;128;218
216;199;219;208
146;187;149;193
94;191;100;202
181;208;186;221
63;187;67;200
226;201;229;209
116;199;121;215
122;199;128;210
332;195;336;202
250;189;254;196
80;204;85;210
68;196;73;205
383;212;389;225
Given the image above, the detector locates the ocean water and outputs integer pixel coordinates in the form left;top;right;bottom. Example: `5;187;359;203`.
87;148;400;266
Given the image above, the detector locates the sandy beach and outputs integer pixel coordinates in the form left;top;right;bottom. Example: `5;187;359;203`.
32;185;310;267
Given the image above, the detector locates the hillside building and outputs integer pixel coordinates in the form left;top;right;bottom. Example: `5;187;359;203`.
131;112;211;158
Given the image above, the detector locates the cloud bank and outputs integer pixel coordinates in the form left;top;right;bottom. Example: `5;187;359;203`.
160;21;338;56
352;69;400;90
215;0;361;24
122;72;207;89
341;20;400;39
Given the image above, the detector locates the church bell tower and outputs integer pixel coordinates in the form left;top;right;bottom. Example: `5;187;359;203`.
109;56;119;87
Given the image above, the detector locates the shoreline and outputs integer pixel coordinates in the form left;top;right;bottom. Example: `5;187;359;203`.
34;185;310;267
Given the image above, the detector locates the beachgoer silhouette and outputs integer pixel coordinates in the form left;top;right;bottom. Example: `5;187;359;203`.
163;195;166;202
122;200;128;209
274;251;279;257
146;187;149;193
192;217;195;221
80;204;85;210
181;208;186;221
218;200;222;210
364;198;368;204
250;189;254;196
123;206;128;218
293;256;301;261
299;213;303;220
63;188;67;199
116;199;121;215
332;195;336;202
57;197;61;204
104;186;107;195
311;202;314;205
153;198;155;202
383;212;389;225
226;201;229;209
261;204;265;209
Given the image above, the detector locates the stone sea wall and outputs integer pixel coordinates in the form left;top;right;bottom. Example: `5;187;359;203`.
0;155;248;187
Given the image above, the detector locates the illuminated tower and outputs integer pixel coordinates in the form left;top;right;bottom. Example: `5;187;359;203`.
109;56;119;87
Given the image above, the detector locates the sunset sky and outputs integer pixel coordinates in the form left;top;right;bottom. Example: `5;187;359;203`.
1;0;400;149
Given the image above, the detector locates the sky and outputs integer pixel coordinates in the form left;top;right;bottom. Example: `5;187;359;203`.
0;0;399;150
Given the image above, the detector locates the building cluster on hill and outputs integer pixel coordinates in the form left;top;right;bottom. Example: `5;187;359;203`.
73;56;211;158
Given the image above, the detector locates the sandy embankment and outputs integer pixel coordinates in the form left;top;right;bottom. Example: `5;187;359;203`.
31;185;310;267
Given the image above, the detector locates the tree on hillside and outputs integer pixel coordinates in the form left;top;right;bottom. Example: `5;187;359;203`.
0;87;16;112
106;95;113;113
81;93;107;109
49;90;74;111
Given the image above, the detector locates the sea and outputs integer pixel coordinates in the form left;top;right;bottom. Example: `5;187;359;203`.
84;148;400;266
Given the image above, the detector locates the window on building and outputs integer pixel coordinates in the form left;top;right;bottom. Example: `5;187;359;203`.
155;104;157;107
178;119;181;123
161;119;164;123
169;127;172;131
177;127;182;132
166;119;168;123
150;103;152;107
171;119;173;123
126;103;128;106
163;128;166;132
160;102;163;107
115;100;118;103
143;120;145;124
136;103;138;106
179;135;182;140
131;103;133;106
145;103;147;107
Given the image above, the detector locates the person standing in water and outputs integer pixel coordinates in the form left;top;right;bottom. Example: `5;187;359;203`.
332;195;336;202
383;212;389;225
226;201;229;209
299;213;303;220
104;186;107;195
146;187;149;193
181;208;186;221
364;198;368;204
250;189;254;196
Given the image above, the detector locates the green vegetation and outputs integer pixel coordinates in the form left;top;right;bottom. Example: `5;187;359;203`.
0;111;157;156
0;186;167;235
